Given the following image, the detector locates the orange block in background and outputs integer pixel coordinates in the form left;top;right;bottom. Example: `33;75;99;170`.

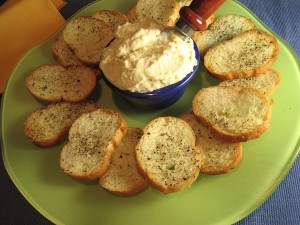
0;0;66;93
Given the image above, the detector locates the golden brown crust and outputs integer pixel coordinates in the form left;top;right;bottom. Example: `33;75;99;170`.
192;86;272;142
51;34;84;67
135;150;199;194
26;64;97;102
24;102;97;147
211;102;272;143
92;10;129;34
180;112;243;175
127;5;138;23
100;128;148;196
63;16;114;65
207;60;277;81
201;146;242;175
196;14;256;59
134;0;180;26
267;69;281;95
219;69;281;96
135;116;201;194
204;29;279;80
60;108;128;181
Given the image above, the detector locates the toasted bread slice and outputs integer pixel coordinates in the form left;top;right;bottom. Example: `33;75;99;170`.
63;16;113;65
100;128;148;195
24;101;96;147
177;0;192;8
180;112;242;174
26;64;96;102
192;86;272;142
51;34;84;67
92;10;128;34
135;117;201;194
128;0;214;37
219;69;281;95
135;0;179;26
127;5;138;23
196;14;256;57
60;108;128;180
204;29;279;80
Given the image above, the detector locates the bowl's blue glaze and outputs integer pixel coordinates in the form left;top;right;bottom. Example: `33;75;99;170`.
102;41;200;109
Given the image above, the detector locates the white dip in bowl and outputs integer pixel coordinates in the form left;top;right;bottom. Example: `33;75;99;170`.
99;20;198;93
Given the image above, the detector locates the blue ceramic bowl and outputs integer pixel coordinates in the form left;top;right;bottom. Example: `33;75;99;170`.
102;41;200;109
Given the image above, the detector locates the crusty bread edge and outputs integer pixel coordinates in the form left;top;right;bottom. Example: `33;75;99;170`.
135;117;201;194
60;109;128;181
180;112;243;175
192;86;273;142
100;180;149;196
201;145;243;175
204;29;279;80
26;64;97;103
24;102;96;147
127;4;138;23
99;127;149;196
264;69;281;96
219;69;281;96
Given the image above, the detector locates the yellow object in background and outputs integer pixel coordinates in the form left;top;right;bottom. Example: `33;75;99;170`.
0;0;66;93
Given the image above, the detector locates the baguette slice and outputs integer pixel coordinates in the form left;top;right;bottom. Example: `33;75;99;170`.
92;10;128;34
63;16;113;65
177;0;192;8
26;64;96;102
135;0;179;26
60;109;128;180
51;34;84;67
192;86;272;142
135;117;201;194
127;5;138;23
180;112;242;174
24;101;96;147
100;128;148;195
219;69;281;96
128;0;214;41
204;29;279;80
196;14;256;57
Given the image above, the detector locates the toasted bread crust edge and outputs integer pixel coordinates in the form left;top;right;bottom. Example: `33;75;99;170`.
201;146;243;175
101;181;148;196
266;69;281;95
135;151;200;194
99;128;148;196
219;69;281;96
192;86;273;142
24;102;97;147
101;179;148;196
180;112;243;175
26;64;97;103
204;29;279;80
60;109;128;181
135;117;201;194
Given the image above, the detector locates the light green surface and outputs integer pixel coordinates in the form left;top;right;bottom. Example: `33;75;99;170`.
1;1;300;225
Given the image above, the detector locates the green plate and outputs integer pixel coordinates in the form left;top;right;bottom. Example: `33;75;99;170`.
2;1;300;224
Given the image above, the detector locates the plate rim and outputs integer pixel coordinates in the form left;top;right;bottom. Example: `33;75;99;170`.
1;0;300;224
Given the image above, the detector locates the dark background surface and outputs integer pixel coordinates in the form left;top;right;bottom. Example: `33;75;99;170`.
1;0;299;224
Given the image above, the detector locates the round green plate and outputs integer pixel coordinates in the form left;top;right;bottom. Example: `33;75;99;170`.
2;1;300;224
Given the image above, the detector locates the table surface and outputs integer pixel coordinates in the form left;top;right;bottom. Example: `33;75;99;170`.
1;0;299;224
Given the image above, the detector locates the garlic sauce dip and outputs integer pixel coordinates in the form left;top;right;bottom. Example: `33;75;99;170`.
100;20;197;93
